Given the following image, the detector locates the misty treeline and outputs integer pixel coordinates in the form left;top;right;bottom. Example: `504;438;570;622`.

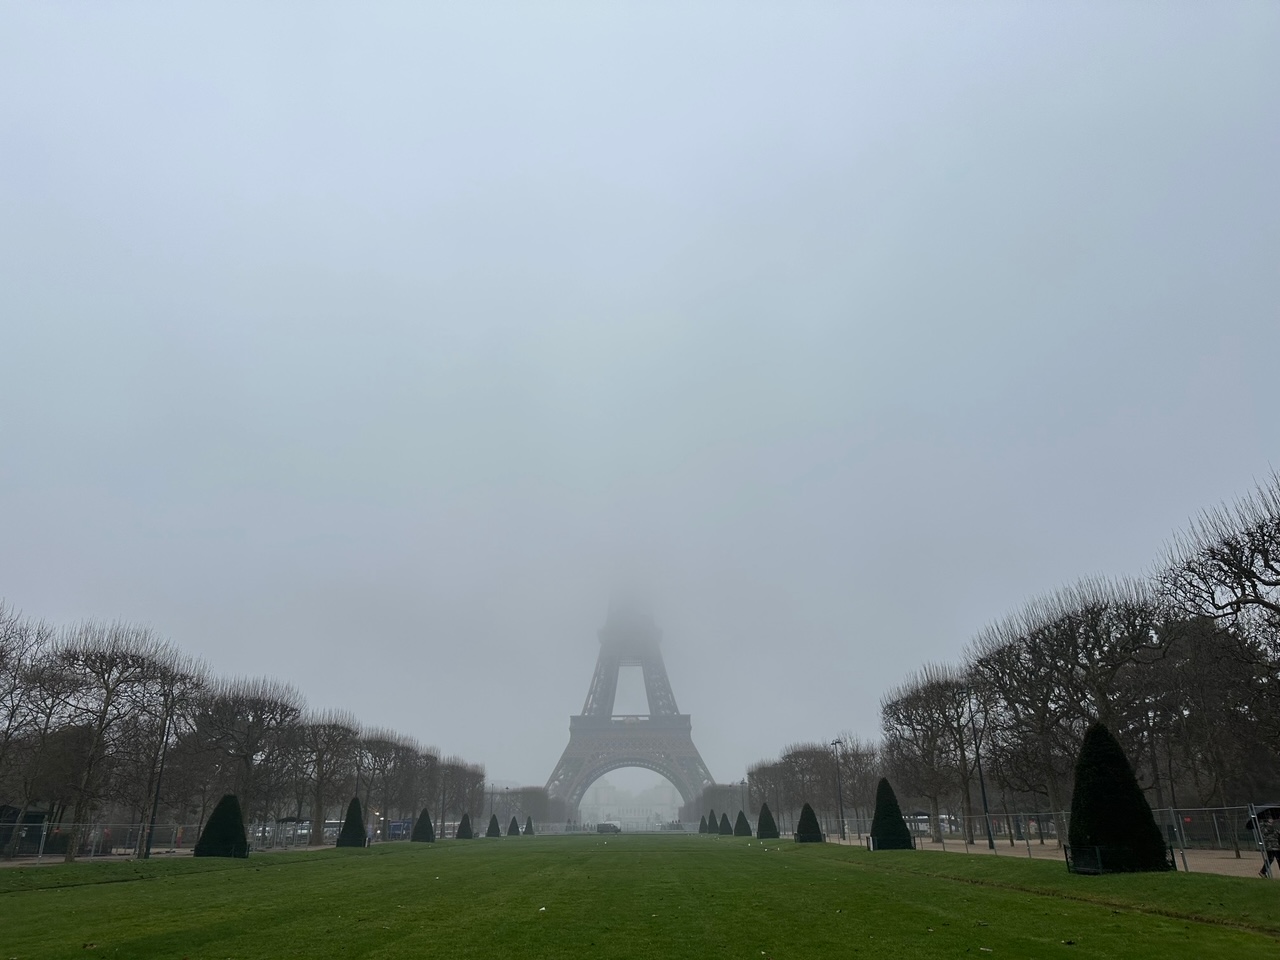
0;612;560;859
728;474;1280;840
680;735;881;838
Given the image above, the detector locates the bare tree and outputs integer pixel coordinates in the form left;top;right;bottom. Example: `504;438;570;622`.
152;720;226;830
437;756;485;834
198;676;306;827
389;741;439;826
301;710;359;845
1152;617;1278;808
358;728;434;839
51;621;182;861
1158;473;1280;761
1;648;80;856
131;652;206;855
746;759;786;828
1160;472;1280;648
961;578;1168;839
881;669;957;842
833;733;881;830
681;782;742;825
1037;578;1165;731
968;611;1079;839
0;604;494;853
0;603;55;798
356;729;396;816
504;785;563;826
778;742;838;832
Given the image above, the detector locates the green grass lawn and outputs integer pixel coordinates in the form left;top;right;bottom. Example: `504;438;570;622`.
3;835;1278;959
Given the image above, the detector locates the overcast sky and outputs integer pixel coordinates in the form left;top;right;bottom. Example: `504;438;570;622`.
2;4;1278;793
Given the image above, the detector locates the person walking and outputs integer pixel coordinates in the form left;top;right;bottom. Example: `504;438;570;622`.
1258;811;1280;878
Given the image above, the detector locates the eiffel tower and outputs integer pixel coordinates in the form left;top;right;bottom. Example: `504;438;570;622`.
546;603;715;815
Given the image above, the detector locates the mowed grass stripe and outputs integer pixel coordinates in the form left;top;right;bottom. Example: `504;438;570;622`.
4;836;1279;959
831;848;1280;937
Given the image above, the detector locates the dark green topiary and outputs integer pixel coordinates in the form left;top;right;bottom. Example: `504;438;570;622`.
524;816;534;836
336;796;366;848
733;810;752;837
1068;722;1171;872
719;812;733;835
698;815;708;834
410;808;435;843
508;816;521;836
870;778;913;850
486;814;502;838
756;802;780;840
456;813;473;839
708;809;716;833
795;802;824;842
194;794;248;858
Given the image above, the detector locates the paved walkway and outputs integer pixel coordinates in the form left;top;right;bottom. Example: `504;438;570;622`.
831;834;1275;879
0;842;329;869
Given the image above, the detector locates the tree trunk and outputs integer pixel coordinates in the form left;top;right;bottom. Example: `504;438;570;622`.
1041;735;1066;844
362;775;375;835
957;747;976;845
310;782;326;846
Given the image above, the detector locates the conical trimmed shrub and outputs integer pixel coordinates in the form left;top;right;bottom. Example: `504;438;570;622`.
508;816;521;836
733;810;752;837
1068;722;1171;872
486;814;502;838
756;802;780;840
708;809;717;833
718;812;733;835
524;816;535;836
795;802;824;842
194;794;248;858
870;778;913;850
698;815;708;834
411;808;435;843
336;796;366;848
456;813;473;839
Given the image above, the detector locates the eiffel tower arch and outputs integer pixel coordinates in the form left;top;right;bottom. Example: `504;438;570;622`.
546;604;715;815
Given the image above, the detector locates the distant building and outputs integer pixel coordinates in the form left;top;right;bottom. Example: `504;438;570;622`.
579;777;681;829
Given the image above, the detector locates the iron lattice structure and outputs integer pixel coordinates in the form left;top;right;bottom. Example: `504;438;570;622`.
546;605;714;815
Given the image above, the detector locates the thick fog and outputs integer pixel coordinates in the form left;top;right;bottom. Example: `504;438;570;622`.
2;4;1278;792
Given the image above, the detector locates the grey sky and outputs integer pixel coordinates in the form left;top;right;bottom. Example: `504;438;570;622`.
2;4;1278;790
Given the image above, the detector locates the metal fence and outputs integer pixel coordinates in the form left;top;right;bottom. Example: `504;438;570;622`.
822;806;1257;845
1;818;670;858
822;805;1273;868
5;806;1271;870
1;822;202;862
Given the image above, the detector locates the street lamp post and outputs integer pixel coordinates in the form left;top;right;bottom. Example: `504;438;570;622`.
830;739;847;841
739;779;746;815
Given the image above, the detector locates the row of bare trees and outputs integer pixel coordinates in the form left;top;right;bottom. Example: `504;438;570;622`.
703;736;882;836
875;473;1280;841
0;610;489;859
732;474;1280;843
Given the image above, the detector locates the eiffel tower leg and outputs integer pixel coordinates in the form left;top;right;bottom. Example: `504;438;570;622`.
546;716;714;815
